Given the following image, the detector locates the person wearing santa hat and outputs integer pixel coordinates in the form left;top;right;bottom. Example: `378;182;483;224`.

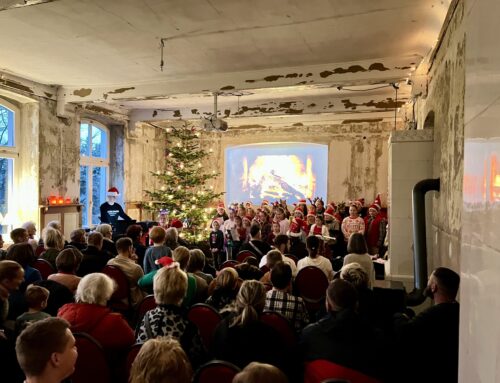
213;201;228;227
100;187;132;230
341;201;365;242
364;195;387;256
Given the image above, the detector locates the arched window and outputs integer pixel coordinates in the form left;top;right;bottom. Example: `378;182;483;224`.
0;101;17;234
79;121;109;227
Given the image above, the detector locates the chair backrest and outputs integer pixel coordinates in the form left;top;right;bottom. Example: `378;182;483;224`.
285;253;298;265
33;258;55;280
193;360;241;383
35;244;45;257
187;303;222;350
134;294;157;325
34;279;74;316
71;332;111;383
295;266;329;310
236;250;254;263
220;260;239;270
260;264;270;274
304;360;382;383
101;264;130;303
260;311;297;348
125;343;143;381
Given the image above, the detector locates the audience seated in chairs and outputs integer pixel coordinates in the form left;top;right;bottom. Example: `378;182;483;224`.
339;262;376;324
164;226;181;251
95;224;117;257
130;337;192;383
22;221;38;252
205;267;240;312
233;362;288;383
66;229;87;251
136;263;205;367
300;279;386;381
48;248;82;294
10;227;29;245
297;236;334;281
15;317;77;383
39;228;64;270
211;280;291;377
259;250;285;286
15;284;51;336
260;234;298;276
237;224;271;262
343;233;375;288
77;232;111;277
57;273;135;363
264;261;309;332
106;237;145;308
234;256;263;281
173;246;208;307
143;226;171;274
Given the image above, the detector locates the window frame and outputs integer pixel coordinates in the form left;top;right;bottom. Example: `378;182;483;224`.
79;119;110;227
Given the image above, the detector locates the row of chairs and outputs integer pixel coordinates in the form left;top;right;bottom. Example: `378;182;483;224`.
72;331;378;383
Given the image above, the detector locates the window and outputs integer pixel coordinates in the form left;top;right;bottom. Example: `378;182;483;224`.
0;102;17;234
80;121;109;227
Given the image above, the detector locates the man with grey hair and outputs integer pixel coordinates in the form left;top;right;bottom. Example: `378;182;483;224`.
22;221;38;251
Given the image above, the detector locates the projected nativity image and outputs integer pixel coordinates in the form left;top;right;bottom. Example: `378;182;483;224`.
225;143;328;205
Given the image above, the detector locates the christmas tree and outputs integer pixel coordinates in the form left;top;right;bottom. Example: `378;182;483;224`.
144;123;223;242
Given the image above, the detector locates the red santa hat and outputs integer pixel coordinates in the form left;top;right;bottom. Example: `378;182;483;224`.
307;206;316;217
170;219;183;229
328;201;337;210
324;206;335;218
294;205;304;217
288;218;304;237
156;256;174;268
357;198;365;207
107;187;119;197
298;199;307;205
369;194;382;212
217;201;225;210
349;200;362;212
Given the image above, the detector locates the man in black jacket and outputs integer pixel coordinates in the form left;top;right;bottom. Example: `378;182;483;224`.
393;267;460;383
99;187;132;230
238;224;271;261
77;232;111;277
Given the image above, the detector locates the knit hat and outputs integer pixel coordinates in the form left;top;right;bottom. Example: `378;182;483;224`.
107;187;119;197
288;218;304;237
307;206;316;217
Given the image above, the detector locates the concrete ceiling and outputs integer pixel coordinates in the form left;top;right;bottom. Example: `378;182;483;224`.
0;0;452;125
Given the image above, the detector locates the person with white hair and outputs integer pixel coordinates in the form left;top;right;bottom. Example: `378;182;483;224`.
21;221;38;251
58;273;134;355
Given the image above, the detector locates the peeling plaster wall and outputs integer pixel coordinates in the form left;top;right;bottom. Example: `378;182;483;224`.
417;1;465;273
125;123;166;219
38;99;80;200
200;122;397;205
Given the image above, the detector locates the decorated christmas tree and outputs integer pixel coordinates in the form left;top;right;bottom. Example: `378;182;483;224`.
145;123;223;242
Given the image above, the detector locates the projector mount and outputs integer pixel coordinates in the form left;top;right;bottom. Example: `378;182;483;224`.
201;92;228;132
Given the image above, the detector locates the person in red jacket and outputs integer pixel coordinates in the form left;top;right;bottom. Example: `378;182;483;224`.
58;272;134;371
364;195;387;256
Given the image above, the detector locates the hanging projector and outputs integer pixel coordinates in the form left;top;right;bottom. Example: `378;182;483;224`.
201;92;228;132
202;115;228;132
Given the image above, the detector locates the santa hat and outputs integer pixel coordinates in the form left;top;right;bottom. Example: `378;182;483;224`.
156;256;174;268
217;201;225;210
307;206;316;217
261;200;269;206
107;187;119;197
357;198;365;207
298;199;307;205
328;201;336;210
324;206;335;218
294;205;304;217
369;194;382;211
288;218;304;237
170;219;183;229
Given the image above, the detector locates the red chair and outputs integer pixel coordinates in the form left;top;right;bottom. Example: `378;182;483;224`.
236;250;254;263
71;332;111;383
295;266;329;311
304;360;382;383
285;254;298;265
35;244;45;257
193;360;241;383
33;258;55;280
187;303;222;350
125;343;143;381
260;264;269;274
220;260;239;269
101;265;131;312
260;311;297;348
134;294;157;334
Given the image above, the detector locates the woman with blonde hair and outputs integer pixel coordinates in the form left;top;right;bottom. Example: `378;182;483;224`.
136;264;205;367
129;337;192;383
233;362;288;383
39;228;64;269
212;280;289;373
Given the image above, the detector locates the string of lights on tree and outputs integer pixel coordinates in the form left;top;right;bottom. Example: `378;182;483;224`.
144;122;223;242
